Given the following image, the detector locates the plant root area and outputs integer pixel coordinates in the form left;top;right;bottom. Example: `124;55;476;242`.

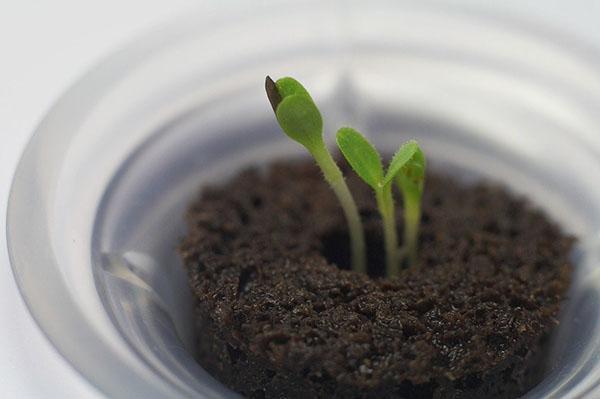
179;159;573;399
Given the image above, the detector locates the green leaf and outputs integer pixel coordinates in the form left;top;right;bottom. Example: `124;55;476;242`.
336;127;384;190
276;77;311;98
275;95;323;150
383;140;419;186
395;145;426;199
266;76;324;151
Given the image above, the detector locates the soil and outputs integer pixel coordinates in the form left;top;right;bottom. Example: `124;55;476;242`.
179;159;574;399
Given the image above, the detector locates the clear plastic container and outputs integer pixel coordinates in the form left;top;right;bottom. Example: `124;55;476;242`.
7;1;600;398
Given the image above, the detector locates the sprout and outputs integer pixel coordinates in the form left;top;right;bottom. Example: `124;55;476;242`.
336;128;425;277
265;76;367;273
395;145;425;267
266;76;426;277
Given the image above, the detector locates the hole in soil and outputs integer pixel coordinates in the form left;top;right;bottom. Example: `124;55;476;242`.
320;228;387;278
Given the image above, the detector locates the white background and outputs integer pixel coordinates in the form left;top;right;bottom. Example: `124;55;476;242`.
1;1;599;397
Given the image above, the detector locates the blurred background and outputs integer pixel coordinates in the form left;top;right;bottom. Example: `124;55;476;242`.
1;0;599;220
1;1;599;398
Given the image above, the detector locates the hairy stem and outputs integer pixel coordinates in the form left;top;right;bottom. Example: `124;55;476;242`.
311;144;367;273
376;184;399;277
403;191;421;267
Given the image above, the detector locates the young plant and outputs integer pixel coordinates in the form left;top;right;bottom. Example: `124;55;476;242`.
336;127;424;277
395;145;426;267
265;76;367;273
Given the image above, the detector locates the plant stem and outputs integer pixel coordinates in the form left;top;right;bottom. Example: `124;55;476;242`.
311;143;367;274
375;184;399;277
403;191;421;267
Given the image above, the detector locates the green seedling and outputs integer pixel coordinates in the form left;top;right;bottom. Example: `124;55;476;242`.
395;145;426;267
265;76;426;277
265;76;367;273
336;127;424;277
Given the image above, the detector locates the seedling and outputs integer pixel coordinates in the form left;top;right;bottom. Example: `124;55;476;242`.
265;76;367;273
337;128;424;276
265;76;426;277
395;145;425;267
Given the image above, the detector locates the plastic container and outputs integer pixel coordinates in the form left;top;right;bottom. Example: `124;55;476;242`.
7;1;600;398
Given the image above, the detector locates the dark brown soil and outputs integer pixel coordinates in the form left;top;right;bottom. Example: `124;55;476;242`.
179;159;574;399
